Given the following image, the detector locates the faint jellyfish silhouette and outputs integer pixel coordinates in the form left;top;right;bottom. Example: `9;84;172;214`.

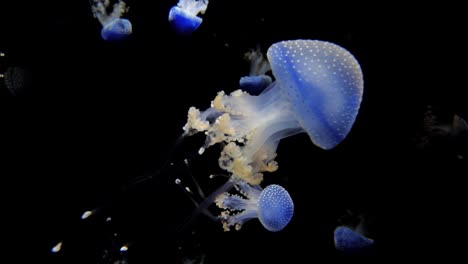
334;210;375;254
168;0;209;35
181;39;364;231
90;0;132;41
413;105;468;158
334;226;374;254
239;45;272;94
1;52;32;96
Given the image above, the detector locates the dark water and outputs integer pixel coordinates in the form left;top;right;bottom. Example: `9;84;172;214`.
1;0;466;263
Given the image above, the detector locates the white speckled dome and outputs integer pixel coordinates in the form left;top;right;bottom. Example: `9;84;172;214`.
267;40;364;149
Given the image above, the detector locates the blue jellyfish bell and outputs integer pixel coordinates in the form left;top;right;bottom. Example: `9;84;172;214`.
334;226;374;253
168;0;209;35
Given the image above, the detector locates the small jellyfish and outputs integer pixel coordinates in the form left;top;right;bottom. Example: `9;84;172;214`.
0;52;32;96
91;0;132;41
216;179;293;232
184;39;364;186
179;176;294;232
334;226;374;254
239;45;272;94
51;241;63;253
334;210;375;254
413;105;468;157
168;0;209;35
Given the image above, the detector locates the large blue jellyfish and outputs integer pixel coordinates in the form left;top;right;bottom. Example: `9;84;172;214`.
239;46;272;94
91;0;132;41
334;226;374;253
184;39;364;186
182;39;363;231
168;0;209;35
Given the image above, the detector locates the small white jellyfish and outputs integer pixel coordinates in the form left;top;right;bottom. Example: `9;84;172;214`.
81;210;94;220
240;45;273;94
91;0;132;41
120;244;128;252
168;0;209;35
51;241;63;253
80;207;102;219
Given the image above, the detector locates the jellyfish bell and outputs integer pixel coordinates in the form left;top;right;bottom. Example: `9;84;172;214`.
239;75;272;95
334;226;374;254
168;0;209;35
101;18;132;41
183;39;364;186
267;40;364;150
334;210;375;254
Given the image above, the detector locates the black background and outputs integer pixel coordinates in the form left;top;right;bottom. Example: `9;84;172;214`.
1;0;466;263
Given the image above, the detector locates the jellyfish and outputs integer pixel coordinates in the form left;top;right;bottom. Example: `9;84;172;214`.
183;39;364;186
178;176;294;232
239;45;272;94
0;52;32;96
216;179;294;232
91;0;132;41
181;39;363;232
168;0;209;35
413;105;468;158
334;210;375;254
334;226;374;254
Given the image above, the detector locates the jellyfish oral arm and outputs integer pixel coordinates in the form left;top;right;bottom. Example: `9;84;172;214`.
91;0;128;26
245;47;271;76
184;83;303;185
177;0;209;17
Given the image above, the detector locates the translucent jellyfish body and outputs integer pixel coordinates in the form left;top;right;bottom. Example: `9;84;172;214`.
184;39;364;186
168;0;209;35
91;0;132;41
334;226;374;253
240;46;272;94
